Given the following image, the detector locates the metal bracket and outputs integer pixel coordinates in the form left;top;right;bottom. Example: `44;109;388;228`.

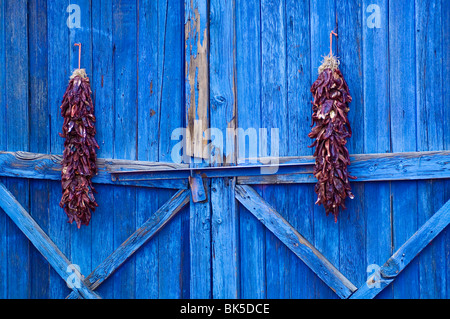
188;171;207;203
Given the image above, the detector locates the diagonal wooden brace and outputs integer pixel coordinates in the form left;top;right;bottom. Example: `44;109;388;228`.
0;182;101;299
66;189;191;299
350;198;450;299
235;184;357;299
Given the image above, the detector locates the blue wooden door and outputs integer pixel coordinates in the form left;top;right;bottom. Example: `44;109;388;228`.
0;0;449;299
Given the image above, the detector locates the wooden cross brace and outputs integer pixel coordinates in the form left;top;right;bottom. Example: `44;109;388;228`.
1;180;449;299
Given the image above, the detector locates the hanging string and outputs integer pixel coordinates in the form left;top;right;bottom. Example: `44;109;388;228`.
74;43;82;69
329;31;338;56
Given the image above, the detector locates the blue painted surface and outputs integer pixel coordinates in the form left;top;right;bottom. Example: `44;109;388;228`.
0;0;449;299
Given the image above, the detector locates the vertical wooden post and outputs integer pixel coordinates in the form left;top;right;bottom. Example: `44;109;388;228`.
185;0;212;299
210;0;240;299
362;0;393;299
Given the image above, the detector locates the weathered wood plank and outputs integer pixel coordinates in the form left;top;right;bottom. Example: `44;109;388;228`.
362;0;393;299
415;0;446;299
29;0;51;298
185;0;209;159
0;182;100;299
112;0;138;298
135;0;160;299
261;0;289;299
2;151;449;185
158;0;186;299
285;0;315;298
47;0;72;299
235;0;265;299
66;189;190;299
185;0;212;299
90;0;115;299
389;0;419;299
0;151;188;189
5;0;30;299
235;185;357;299
237;151;450;184
351;199;450;299
209;0;238;299
337;0;366;291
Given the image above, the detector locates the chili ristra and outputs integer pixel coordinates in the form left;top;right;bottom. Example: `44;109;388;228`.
59;68;99;228
308;33;355;222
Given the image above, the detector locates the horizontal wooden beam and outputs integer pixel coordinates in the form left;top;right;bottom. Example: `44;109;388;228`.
66;189;191;299
111;150;450;184
0;151;188;189
0;182;101;299
238;151;450;184
235;184;357;299
2;151;449;186
350;198;450;299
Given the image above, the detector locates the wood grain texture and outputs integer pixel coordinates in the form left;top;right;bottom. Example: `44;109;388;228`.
185;0;209;158
389;0;419;299
210;0;238;299
112;0;138;299
29;0;51;298
237;151;450;184
362;0;393;299
5;0;30;299
415;0;446;299
336;0;366;293
0;151;188;189
185;0;213;300
135;0;160;299
285;0;315;298
157;0;186;299
235;0;266;299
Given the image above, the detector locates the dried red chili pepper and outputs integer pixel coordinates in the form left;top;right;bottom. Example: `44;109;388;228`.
309;50;355;222
59;68;99;228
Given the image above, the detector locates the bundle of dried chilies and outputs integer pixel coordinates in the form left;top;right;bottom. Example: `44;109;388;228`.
59;44;99;228
308;32;355;222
